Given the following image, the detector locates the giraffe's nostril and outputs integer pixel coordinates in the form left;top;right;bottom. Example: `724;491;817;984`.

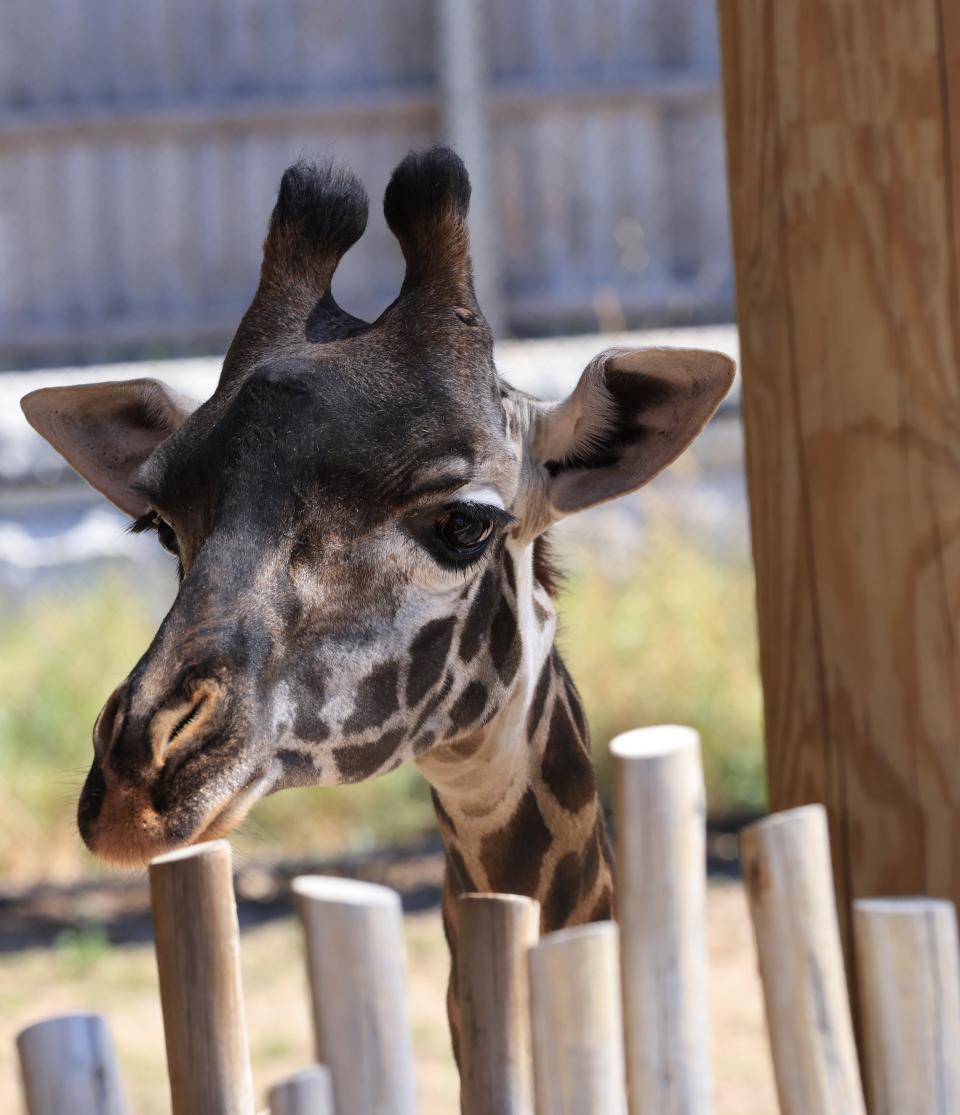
167;698;205;747
93;686;125;760
152;681;222;762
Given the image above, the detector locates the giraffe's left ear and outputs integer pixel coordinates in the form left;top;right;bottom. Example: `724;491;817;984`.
531;347;735;516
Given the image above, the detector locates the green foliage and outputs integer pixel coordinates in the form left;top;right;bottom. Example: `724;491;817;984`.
52;922;111;975
557;516;766;814
0;522;764;880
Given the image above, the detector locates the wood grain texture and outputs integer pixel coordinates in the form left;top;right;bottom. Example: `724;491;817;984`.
741;806;865;1115
16;1013;128;1115
149;840;254;1115
458;894;539;1115
854;897;960;1115
292;876;417;1115
610;726;711;1115
267;1066;336;1115
718;0;960;951
527;922;627;1115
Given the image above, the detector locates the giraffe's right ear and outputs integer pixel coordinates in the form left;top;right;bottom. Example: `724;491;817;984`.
21;379;198;518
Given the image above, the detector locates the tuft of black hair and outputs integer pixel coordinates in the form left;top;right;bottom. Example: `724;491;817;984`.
383;146;472;272
264;160;369;283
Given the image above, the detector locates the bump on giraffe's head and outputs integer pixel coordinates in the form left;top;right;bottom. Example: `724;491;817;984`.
21;146;734;865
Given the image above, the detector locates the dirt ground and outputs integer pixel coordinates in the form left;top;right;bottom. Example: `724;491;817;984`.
1;879;777;1114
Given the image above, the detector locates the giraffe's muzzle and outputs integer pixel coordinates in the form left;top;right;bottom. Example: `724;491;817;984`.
79;673;266;865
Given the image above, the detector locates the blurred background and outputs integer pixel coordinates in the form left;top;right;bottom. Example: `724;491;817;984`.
0;2;771;1111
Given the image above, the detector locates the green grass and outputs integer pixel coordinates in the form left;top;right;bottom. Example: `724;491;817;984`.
0;521;764;881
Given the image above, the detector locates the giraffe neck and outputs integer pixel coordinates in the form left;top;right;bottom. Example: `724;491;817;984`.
416;554;614;1059
419;637;614;925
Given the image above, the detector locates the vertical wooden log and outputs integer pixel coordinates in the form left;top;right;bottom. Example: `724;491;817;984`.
292;876;417;1115
718;0;960;952
149;840;254;1115
740;805;865;1115
458;893;539;1115
17;1013;128;1115
268;1067;336;1115
527;922;627;1115
610;725;711;1115
437;0;504;335
854;897;960;1115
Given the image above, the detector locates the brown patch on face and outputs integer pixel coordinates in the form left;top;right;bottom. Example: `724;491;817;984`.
480;788;551;895
334;726;405;781
411;672;454;738
488;596;520;684
406;616;457;706
449;681;488;730
343;660;400;734
459;568;497;661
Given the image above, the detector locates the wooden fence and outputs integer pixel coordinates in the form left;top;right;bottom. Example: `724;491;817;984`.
15;724;960;1114
0;0;732;370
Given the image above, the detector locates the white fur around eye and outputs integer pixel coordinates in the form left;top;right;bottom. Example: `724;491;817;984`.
455;485;506;510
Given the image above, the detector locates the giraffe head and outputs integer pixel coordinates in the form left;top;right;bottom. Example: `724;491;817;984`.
22;147;733;865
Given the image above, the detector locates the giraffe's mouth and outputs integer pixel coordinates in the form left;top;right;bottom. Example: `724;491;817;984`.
192;772;273;846
78;761;272;866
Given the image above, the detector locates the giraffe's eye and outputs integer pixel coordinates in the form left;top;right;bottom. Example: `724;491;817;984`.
155;516;179;556
436;507;495;555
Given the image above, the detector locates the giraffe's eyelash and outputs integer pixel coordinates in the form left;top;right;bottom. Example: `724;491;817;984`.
127;511;185;581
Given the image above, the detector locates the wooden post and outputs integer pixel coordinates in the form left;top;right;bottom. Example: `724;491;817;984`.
718;0;960;950
149;841;254;1115
527;922;627;1115
437;0;504;336
292;876;417;1115
16;1013;128;1115
854;897;960;1115
610;725;711;1115
458;893;540;1115
740;806;865;1115
268;1067;336;1115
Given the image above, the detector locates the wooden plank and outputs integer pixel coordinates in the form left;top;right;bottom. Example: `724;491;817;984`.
854;898;960;1115
528;923;627;1115
741;806;866;1115
267;1067;336;1115
17;1013;129;1115
149;841;255;1115
718;0;960;945
293;876;417;1115
458;894;539;1115
611;726;711;1115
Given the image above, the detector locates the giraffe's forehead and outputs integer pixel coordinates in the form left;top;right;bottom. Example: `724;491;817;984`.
141;352;519;525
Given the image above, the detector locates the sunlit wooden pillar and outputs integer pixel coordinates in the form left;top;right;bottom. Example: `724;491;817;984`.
718;0;960;956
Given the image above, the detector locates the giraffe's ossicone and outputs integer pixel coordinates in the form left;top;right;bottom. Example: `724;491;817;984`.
21;146;734;1059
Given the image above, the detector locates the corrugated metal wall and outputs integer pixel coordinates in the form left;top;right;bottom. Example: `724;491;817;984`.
0;0;732;369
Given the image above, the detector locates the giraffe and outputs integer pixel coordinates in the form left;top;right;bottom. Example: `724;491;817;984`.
21;147;733;1060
